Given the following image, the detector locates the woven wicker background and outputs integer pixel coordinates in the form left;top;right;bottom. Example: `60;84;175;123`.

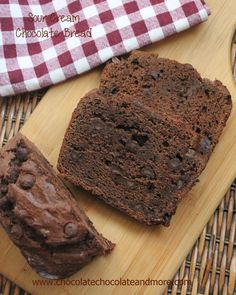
0;36;236;295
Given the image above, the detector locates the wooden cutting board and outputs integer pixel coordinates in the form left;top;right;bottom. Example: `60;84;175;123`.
0;1;236;294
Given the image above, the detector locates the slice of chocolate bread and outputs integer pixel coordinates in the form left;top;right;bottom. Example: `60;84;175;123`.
58;91;209;226
0;133;114;279
100;51;232;149
58;51;232;226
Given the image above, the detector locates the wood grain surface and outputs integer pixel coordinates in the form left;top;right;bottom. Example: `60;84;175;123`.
0;1;235;294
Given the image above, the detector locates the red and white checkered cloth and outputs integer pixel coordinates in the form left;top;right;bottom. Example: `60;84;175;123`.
0;0;210;97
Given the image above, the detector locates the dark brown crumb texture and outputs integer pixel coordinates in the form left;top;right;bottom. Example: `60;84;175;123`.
0;133;114;279
101;51;232;147
57;51;232;226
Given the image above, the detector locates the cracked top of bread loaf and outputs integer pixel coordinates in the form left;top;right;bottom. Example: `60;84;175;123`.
0;133;114;279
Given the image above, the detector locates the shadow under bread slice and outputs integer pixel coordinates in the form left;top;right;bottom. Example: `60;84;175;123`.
100;51;232;149
57;91;209;226
0;133;114;279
